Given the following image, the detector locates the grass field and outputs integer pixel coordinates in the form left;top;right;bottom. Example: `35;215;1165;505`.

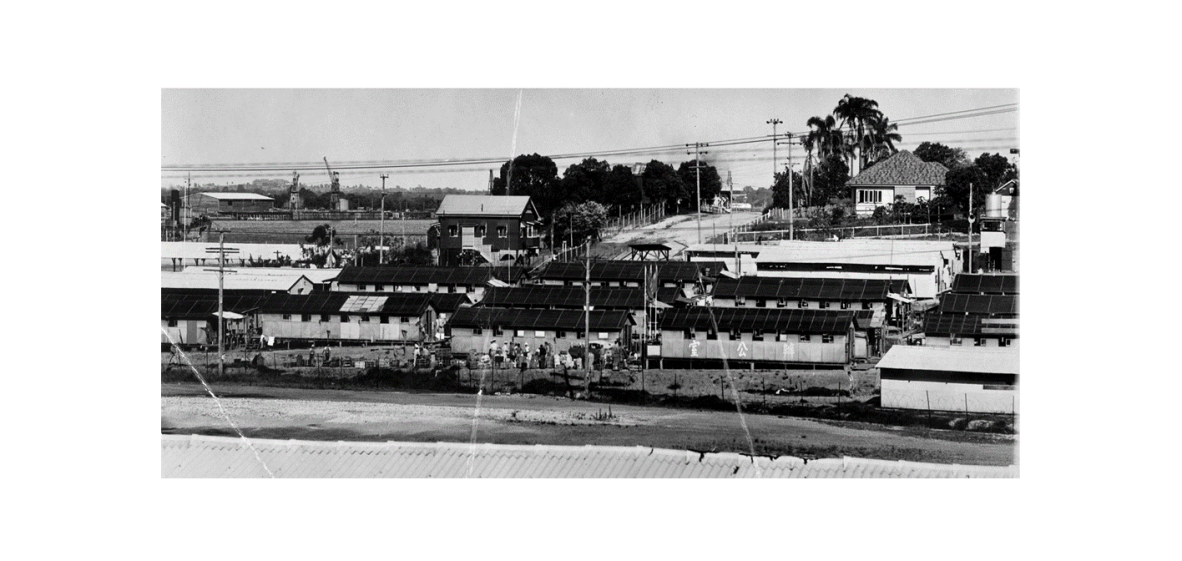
206;219;434;244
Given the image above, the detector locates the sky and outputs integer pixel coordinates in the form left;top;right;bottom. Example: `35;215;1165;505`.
161;88;1019;192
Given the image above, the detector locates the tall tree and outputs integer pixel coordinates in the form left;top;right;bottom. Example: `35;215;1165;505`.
770;168;805;210
914;142;969;170
942;165;988;217
560;157;612;205
601;164;641;210
866;116;902;165
974;152;1017;191
640;160;687;212
809;155;851;206
491;153;561;214
676;159;722;207
833;95;883;170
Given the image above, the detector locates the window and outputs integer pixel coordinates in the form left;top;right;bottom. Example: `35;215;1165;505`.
777;298;787;308
799;300;808;308
301;314;311;322
729;330;742;340
496;226;507;238
822;334;834;343
493;326;503;336
999;337;1011;347
320;314;330;322
735;296;746;306
359;284;368;291
684;329;695;339
380;316;389;324
706;330;718;340
974;337;985;347
950;335;962;345
475;225;486;237
401;317;410;323
167;319;178;327
862;301;873;310
376;284;385;292
281;314;291;320
472;326;483;335
753;331;766;341
360;315;370;322
557;330;567;338
841;301;850;310
820;301;830;309
515;330;525;337
448;225;458;237
858;190;884;204
340;315;350;322
535;331;545;337
777;333;790;342
598;332;610;340
756;299;766;308
799;334;811;342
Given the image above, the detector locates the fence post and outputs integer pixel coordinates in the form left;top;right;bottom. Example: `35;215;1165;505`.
926;390;932;428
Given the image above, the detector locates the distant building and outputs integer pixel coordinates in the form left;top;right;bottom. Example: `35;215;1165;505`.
254;292;470;344
533;260;724;297
877;346;1018;414
847;151;947;217
190;192;275;216
651;308;858;368
431;195;542;266
918;273;1019;348
446;308;634;356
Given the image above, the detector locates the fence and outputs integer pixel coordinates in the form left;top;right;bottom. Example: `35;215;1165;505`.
598;204;668;239
731;222;950;243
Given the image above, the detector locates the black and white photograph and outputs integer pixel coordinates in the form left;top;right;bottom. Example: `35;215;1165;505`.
159;88;1020;478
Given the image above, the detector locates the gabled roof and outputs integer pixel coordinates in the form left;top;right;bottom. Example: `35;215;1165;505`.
658;308;856;334
847;150;947;186
938;293;1018;316
712;277;910;301
534;261;724;283
161;292;269;319
479;286;646;309
336;266;524;285
877;346;1019;375
923;314;1018;338
162;435;1016;478
198;192;274;201
435;195;537;217
256;292;463;316
950;273;1019;295
162;271;311;292
448;307;632;331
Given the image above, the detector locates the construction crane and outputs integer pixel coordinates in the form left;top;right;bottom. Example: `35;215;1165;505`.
323;157;341;210
289;171;303;211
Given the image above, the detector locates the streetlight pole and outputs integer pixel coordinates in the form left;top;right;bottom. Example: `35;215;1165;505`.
687;142;709;245
380;174;388;265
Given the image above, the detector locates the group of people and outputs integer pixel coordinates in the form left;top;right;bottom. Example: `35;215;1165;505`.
487;340;554;372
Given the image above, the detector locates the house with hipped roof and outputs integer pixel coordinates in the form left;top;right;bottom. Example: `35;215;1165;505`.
847;151;947;217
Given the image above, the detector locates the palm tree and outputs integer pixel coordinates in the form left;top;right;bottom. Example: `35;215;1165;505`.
833;95;882;171
866;116;902;165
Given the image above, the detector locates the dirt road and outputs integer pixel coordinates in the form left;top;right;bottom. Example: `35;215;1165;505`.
161;384;1016;465
602;211;763;256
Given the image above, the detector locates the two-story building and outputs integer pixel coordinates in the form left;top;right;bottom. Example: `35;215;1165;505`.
848;150;947;217
431;195;543;266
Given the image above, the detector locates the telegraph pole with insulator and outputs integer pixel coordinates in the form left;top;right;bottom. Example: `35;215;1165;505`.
380;173;388;264
686;143;709;244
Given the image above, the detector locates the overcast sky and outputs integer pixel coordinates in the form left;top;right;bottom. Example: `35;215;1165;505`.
162;88;1018;192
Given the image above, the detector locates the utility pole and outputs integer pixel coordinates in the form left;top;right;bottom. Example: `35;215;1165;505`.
584;242;592;395
687;143;709;245
218;232;224;376
183;173;190;241
968;182;974;273
380;174;388;265
787;133;794;240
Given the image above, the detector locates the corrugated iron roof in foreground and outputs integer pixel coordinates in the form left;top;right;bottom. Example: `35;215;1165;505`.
877;346;1019;374
161;435;1016;478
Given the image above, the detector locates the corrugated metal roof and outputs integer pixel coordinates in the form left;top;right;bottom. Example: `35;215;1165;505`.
923;314;1018;337
938;293;1018;316
448;307;632;331
712;277;910;301
181;266;341;284
435;195;534;216
658;308;856;334
162;435;1016;478
478;286;645;309
162;272;309;292
847;151;947;186
336;265;524;285
749;241;948;268
535;261;724;282
876;346;1019;374
161;293;269;319
951;273;1019;295
256;292;464;316
198;192;275;201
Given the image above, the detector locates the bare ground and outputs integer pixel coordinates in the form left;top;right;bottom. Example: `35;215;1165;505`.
161;384;1016;465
